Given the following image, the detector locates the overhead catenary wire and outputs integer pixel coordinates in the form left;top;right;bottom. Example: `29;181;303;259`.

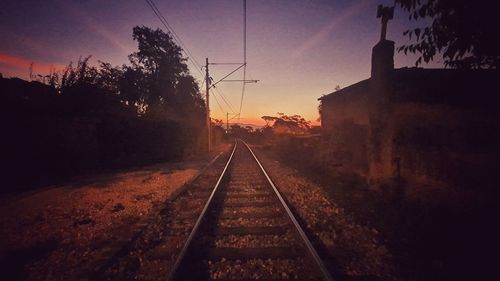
210;83;236;117
238;0;247;122
145;0;202;70
145;0;252;124
211;89;225;115
144;0;204;79
228;114;240;121
209;62;244;65
205;69;236;112
210;63;246;88
145;0;215;116
199;78;205;93
215;87;236;113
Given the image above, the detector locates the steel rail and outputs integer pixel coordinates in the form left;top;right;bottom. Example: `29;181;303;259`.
166;141;238;281
242;140;335;281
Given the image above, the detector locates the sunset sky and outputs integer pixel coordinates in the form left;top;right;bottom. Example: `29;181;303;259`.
0;0;441;125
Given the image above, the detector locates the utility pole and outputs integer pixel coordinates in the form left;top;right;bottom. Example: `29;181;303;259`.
205;58;211;152
205;1;258;135
225;112;240;134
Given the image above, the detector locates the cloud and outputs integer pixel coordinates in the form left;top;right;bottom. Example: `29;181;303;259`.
56;0;131;55
0;52;66;78
291;0;371;60
0;30;71;62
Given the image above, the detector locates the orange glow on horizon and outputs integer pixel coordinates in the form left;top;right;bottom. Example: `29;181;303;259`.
212;114;320;128
0;52;65;77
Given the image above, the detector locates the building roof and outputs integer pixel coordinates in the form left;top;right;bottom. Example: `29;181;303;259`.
318;78;370;101
319;67;500;109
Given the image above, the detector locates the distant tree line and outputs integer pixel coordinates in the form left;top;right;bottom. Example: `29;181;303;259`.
0;26;206;192
224;113;316;143
224;113;322;173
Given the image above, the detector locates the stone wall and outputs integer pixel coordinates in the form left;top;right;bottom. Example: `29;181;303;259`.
391;102;500;190
320;86;500;192
320;89;370;178
320;55;500;192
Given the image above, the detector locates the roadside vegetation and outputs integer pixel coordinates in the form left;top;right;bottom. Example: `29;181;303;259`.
0;26;207;193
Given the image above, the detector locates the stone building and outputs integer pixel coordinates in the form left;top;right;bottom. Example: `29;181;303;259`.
318;8;500;191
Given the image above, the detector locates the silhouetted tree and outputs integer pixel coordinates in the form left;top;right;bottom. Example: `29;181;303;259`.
396;0;500;68
119;66;148;114
97;61;124;94
174;75;206;122
1;25;208;192
126;26;190;116
261;113;311;135
60;56;99;89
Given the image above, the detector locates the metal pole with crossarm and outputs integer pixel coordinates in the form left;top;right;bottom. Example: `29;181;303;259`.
205;57;211;152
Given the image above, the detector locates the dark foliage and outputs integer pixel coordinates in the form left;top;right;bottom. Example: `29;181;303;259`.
0;26;206;192
396;0;500;68
261;112;310;135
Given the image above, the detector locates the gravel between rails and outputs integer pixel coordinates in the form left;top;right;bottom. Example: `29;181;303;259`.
224;197;273;203
166;141;328;281
208;258;306;280
218;217;289;227
221;206;281;216
214;234;298;248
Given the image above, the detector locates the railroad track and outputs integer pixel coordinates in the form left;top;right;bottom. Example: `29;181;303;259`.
167;140;334;281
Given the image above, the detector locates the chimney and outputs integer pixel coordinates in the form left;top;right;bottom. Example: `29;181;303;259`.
371;5;394;80
371;40;394;79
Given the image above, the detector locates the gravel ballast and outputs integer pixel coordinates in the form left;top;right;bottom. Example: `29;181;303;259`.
253;147;397;280
0;147;229;280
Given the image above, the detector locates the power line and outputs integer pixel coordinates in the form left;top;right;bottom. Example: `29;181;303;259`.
145;0;215;117
221;80;258;82
199;78;205;93
145;0;253;124
211;89;225;115
209;62;243;65
243;0;247;65
145;0;202;70
207;81;236;117
214;87;235;112
238;0;247;122
211;63;246;88
210;84;235;116
144;0;204;78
